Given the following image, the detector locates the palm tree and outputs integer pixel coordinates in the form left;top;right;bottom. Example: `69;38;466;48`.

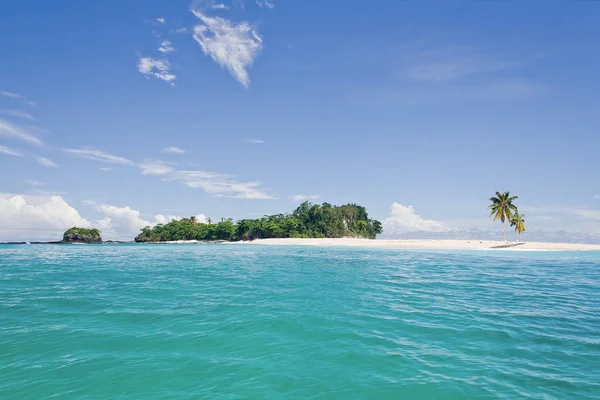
488;192;518;242
510;212;526;242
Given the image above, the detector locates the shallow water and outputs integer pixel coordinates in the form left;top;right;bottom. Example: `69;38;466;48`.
1;244;599;399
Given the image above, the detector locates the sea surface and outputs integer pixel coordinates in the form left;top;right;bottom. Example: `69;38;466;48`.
1;244;599;399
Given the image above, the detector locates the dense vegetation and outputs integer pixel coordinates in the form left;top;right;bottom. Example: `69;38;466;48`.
62;227;102;243
135;202;383;242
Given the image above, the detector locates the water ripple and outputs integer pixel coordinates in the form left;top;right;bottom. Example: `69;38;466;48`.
1;244;599;399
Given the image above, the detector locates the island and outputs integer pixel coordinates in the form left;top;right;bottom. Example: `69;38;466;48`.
62;227;103;244
135;202;383;243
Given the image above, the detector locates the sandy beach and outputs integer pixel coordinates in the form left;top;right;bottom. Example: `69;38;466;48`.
235;238;600;251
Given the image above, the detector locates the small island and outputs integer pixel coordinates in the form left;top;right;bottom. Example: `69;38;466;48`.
135;202;383;243
62;227;103;244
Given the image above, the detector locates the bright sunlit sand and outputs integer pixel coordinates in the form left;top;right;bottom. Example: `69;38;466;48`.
237;238;600;251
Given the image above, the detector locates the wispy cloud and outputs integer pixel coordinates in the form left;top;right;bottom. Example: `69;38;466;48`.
0;109;36;121
1;91;35;106
289;194;320;202
63;148;134;166
25;180;44;186
248;139;265;144
162;146;186;154
175;27;189;34
0;145;23;156
139;161;175;176
213;3;229;9
0;118;43;145
402;47;519;82
192;10;263;88
594;195;600;199
157;17;165;24
158;40;175;54
34;156;58;168
100;167;112;172
157;169;276;199
138;57;176;85
256;0;275;9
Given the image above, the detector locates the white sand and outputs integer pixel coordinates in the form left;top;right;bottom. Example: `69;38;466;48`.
235;238;600;251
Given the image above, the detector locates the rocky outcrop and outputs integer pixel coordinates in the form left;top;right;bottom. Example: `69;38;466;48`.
62;227;103;244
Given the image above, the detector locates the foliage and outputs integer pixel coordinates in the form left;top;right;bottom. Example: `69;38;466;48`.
134;202;383;242
488;192;519;242
510;212;526;241
62;227;102;242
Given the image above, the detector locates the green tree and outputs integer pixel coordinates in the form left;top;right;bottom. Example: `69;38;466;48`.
488;192;518;242
510;212;526;242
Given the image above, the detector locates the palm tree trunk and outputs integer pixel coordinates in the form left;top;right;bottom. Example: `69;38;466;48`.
504;219;507;243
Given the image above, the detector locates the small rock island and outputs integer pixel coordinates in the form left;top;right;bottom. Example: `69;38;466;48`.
62;227;103;244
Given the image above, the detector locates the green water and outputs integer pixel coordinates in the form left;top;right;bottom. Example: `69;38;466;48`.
1;244;599;399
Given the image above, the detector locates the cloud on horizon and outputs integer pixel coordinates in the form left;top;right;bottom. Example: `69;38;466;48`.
384;203;451;234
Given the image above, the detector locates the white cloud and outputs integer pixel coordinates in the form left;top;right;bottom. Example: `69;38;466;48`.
256;0;274;8
157;17;165;24
175;27;189;34
138;57;176;85
34;156;58;168
0;109;36;121
95;205;207;240
289;194;320;202
100;167;112;172
0;194;91;241
192;10;263;88
158;40;175;54
0;145;22;157
96;204;153;239
248;139;265;144
63;148;134;165
162;146;186;154
213;3;229;9
154;214;181;225
0;193;211;241
594;195;600;199
1;91;35;106
0;118;43;145
384;203;451;233
139;161;175;176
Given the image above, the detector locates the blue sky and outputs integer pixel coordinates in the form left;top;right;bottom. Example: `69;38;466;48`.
1;0;600;241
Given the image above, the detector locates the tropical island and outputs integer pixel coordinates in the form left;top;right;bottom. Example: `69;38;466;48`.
134;202;383;242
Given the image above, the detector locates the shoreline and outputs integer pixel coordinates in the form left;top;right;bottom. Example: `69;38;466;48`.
3;238;600;251
232;238;600;251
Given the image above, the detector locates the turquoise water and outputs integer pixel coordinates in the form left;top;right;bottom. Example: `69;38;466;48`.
1;245;599;399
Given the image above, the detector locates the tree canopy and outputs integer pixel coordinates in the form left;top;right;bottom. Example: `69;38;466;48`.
134;202;383;242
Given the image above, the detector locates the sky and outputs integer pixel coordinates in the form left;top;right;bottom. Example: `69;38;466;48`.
1;0;600;241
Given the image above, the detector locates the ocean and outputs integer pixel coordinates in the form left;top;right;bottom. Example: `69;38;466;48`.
1;244;599;399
